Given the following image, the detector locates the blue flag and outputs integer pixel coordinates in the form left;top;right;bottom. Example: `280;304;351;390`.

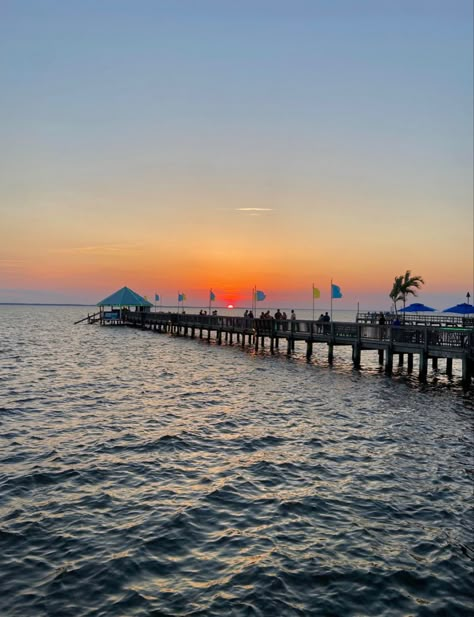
255;290;266;301
155;293;160;302
331;284;343;299
210;290;216;302
178;293;186;302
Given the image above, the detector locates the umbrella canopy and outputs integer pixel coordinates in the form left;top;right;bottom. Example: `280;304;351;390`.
399;302;436;312
97;286;153;307
442;302;474;314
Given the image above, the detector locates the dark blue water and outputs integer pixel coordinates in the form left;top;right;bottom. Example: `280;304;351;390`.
0;307;473;616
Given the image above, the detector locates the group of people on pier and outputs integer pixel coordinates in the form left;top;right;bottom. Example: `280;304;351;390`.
244;309;298;321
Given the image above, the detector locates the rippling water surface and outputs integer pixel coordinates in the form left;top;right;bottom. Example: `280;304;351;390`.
0;306;473;616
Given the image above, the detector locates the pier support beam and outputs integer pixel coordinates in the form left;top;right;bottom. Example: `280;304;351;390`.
398;353;404;366
462;357;472;388
432;357;438;370
419;351;428;381
352;343;361;368
446;358;453;377
407;353;414;372
306;340;313;360
378;349;384;365
328;343;334;364
385;348;393;374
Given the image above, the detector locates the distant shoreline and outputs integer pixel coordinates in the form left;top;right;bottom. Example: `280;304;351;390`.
0;303;94;307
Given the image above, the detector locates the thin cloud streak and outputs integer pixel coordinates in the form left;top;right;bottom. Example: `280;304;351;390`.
52;244;143;255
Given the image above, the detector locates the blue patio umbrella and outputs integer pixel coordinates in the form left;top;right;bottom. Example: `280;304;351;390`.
399;302;436;312
442;302;474;314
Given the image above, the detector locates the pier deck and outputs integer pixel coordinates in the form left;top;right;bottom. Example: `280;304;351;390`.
103;311;474;388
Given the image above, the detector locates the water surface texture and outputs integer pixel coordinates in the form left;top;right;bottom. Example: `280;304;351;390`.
0;307;473;616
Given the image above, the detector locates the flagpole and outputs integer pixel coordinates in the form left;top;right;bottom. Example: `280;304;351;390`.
330;279;333;322
208;288;211;316
312;284;315;321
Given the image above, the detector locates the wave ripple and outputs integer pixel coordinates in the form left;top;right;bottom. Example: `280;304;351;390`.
0;307;473;616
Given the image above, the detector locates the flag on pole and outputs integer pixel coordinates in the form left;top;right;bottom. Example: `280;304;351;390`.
255;290;266;301
313;286;320;299
155;293;160;302
331;284;343;299
210;290;216;302
178;293;186;302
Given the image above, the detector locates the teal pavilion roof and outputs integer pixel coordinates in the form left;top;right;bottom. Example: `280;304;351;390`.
97;286;153;307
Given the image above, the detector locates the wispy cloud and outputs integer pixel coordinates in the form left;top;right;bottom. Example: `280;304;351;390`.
235;208;273;211
53;244;143;255
0;259;27;270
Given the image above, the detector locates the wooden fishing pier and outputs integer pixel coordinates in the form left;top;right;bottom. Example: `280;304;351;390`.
81;309;474;388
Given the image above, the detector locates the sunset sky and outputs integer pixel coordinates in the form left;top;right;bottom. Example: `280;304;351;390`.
1;0;472;309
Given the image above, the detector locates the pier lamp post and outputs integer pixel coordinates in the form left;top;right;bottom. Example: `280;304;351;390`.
467;292;471;305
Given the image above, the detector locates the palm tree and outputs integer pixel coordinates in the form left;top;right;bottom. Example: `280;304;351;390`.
390;275;403;315
389;270;425;315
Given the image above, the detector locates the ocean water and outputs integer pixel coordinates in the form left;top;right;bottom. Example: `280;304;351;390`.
0;306;473;617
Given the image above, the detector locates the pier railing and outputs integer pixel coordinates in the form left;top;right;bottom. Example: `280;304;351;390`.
357;312;473;328
121;311;473;356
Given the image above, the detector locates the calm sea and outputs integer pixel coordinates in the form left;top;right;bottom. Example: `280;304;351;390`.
0;306;473;617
